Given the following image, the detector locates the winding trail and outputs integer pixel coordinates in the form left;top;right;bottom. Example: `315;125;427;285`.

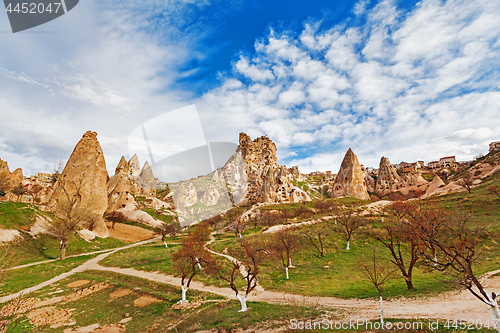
2;235;500;324
0;237;159;303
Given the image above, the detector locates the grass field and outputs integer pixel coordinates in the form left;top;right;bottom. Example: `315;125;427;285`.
1;163;500;332
0;254;98;296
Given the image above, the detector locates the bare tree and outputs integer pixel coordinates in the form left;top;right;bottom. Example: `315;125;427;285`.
227;221;248;240
48;178;96;261
402;201;500;332
172;231;210;304
314;200;338;214
206;240;269;312
304;227;329;257
330;208;364;250
27;184;43;206
458;172;474;193
154;221;181;247
167;220;182;240
106;210;127;230
261;211;281;227
375;202;423;290
488;185;500;200
269;229;301;279
359;249;398;324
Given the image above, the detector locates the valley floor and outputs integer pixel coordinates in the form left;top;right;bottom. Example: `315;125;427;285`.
3;235;500;332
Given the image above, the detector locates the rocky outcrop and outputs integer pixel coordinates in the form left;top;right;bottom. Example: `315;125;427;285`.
0;158;23;190
200;183;220;206
288;166;301;180
221;133;311;205
364;173;375;193
185;183;197;207
330;149;370;200
375;157;400;196
128;154;141;178
49;131;109;238
136;162;156;197
117;208;164;228
425;175;445;195
107;156;137;212
172;183;187;212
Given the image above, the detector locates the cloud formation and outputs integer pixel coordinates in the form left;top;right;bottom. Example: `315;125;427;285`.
198;0;500;172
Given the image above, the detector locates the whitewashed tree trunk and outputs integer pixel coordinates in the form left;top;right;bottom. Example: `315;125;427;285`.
181;286;188;304
195;258;202;270
491;304;500;333
237;294;248;312
238;232;242;240
285;266;289;279
486;292;500;333
163;241;168;248
288;258;294;268
346;241;350;251
380;296;384;324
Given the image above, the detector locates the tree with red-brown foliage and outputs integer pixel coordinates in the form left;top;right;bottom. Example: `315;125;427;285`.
397;201;500;332
261;211;282;227
375;201;425;290
106;210;127;230
205;240;269;312
172;228;211;304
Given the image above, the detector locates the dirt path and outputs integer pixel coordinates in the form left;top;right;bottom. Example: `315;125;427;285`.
0;237;160;303
3;235;500;324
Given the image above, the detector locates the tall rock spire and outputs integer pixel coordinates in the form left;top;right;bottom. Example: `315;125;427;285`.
49;131;109;237
331;148;370;200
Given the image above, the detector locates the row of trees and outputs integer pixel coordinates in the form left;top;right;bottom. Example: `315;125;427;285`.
172;200;500;332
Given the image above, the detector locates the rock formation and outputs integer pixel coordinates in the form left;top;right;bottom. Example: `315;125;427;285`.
136;161;156;197
128;154;141;178
107;156;137;212
172;183;187;212
200;183;220;206
49;131;109;238
330;149;370;200
425;175;445;195
0;158;23;190
221;133;311;205
364;173;375;193
185;183;197;207
375;157;401;196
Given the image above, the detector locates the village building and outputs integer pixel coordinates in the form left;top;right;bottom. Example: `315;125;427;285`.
428;161;441;169
439;156;456;167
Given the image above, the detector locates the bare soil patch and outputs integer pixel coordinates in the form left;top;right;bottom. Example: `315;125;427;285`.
105;222;155;243
94;324;126;333
110;288;131;298
35;296;63;307
133;295;160;307
66;280;90;288
63;323;101;333
27;306;72;327
63;282;109;302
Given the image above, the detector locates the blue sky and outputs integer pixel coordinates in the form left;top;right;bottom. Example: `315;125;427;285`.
0;0;499;179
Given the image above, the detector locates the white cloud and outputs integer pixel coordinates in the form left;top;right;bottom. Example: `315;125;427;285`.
0;0;214;175
198;0;500;172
